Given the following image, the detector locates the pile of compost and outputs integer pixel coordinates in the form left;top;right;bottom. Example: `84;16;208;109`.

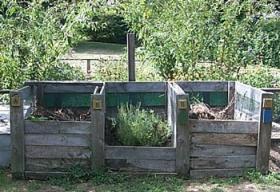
29;106;90;121
189;100;234;120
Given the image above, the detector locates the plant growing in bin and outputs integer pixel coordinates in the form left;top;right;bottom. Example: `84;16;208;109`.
113;104;171;146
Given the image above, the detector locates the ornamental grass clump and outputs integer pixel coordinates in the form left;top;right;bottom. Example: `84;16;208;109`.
113;104;170;146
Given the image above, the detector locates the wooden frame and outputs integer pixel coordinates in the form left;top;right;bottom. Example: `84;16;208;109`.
9;81;273;179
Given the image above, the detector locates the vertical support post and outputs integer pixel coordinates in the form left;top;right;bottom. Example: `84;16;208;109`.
256;93;273;174
87;59;91;75
175;93;190;176
91;88;105;170
127;33;135;81
10;91;25;179
228;81;235;119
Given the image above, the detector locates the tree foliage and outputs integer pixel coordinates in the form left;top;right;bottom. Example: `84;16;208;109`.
122;0;280;80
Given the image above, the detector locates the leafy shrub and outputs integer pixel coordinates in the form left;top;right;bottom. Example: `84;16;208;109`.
91;55;162;81
122;0;280;80
0;1;101;89
113;104;170;146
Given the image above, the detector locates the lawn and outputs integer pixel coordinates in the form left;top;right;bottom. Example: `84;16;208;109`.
1;169;280;192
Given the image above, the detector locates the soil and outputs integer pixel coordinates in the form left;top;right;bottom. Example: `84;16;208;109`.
189;102;234;120
270;142;280;173
29;106;91;121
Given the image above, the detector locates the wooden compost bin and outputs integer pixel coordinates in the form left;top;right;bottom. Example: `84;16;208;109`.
10;81;273;179
99;82;189;174
176;81;273;178
10;81;103;179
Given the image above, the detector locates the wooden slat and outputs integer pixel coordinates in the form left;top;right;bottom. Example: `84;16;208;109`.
25;134;90;147
189;119;258;134
256;93;273;174
25;146;91;159
25;171;65;180
191;144;256;157
191;155;256;169
235;82;268;102
176;81;228;92
25;121;91;134
43;84;98;93
105;146;175;160
105;82;166;93
228;81;235;119
190;169;246;179
106;159;175;173
10;90;25;179
192;133;257;146
25;158;90;172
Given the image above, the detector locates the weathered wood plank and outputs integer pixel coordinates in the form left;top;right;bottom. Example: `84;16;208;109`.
105;82;166;93
190;169;246;179
10;90;25;179
191;155;256;169
0;150;11;167
228;81;235;119
25;146;91;159
106;159;175;173
175;93;190;176
25;158;90;172
127;33;136;81
256;93;273;174
235;82;267;102
42;84;99;93
25;121;91;134
191;144;256;157
189;119;258;134
25;134;90;147
25;171;66;180
192;133;257;146
91;93;105;169
176;81;228;92
105;146;175;160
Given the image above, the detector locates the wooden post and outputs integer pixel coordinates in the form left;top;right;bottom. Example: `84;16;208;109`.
91;86;105;170
87;59;91;75
256;93;273;174
228;81;235;119
127;33;135;81
175;93;190;176
10;90;25;179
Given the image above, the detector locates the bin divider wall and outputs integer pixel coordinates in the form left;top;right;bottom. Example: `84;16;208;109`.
91;83;106;170
10;86;32;179
168;82;190;176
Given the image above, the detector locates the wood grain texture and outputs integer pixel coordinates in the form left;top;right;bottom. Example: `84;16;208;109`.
25;158;90;172
10;90;25;179
192;133;257;146
190;169;246;179
91;93;105;169
256;93;273;174
25;134;90;147
25;121;91;134
189;119;258;134
106;159;175;173
105;82;166;93
25;171;65;180
105;146;175;160
25;146;91;159
191;155;256;169
191;144;256;157
176;81;228;92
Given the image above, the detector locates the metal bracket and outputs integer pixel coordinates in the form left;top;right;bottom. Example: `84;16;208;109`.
177;99;188;109
11;95;21;107
93;100;102;110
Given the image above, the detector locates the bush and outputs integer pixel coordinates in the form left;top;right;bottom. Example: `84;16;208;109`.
122;0;280;80
91;55;162;81
113;104;170;146
0;1;100;89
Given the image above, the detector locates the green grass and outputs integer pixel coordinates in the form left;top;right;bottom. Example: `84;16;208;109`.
1;168;280;192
